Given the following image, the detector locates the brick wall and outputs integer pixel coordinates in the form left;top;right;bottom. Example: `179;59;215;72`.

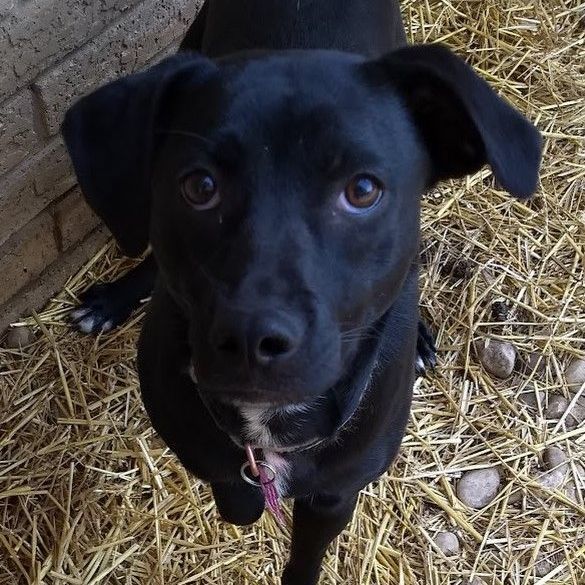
0;0;202;332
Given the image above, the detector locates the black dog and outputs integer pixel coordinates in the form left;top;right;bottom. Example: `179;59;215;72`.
62;1;541;583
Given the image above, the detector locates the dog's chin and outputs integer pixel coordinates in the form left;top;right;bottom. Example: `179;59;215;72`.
197;383;318;408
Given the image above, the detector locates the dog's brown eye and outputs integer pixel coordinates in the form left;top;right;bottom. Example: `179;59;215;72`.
342;175;384;211
181;171;220;210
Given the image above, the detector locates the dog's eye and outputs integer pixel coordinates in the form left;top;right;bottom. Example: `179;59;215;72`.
340;175;384;212
181;171;220;210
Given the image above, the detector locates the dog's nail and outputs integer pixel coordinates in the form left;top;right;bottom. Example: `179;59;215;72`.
188;363;198;383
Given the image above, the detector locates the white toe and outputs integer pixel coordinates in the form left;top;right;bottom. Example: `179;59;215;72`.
71;308;90;321
101;320;114;333
78;317;96;333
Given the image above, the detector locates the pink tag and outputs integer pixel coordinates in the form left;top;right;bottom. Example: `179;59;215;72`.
243;444;285;524
258;465;285;523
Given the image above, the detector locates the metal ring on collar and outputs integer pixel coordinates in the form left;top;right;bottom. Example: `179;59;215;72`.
240;461;277;487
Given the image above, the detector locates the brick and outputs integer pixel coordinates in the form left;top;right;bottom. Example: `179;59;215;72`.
52;187;100;251
0;187;101;306
0;227;109;332
0;0;15;21
36;0;201;134
0;206;60;306
0;0;199;333
0;137;75;247
0;90;39;175
0;0;146;102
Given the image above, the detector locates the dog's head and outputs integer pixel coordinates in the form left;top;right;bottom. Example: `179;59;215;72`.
62;45;541;405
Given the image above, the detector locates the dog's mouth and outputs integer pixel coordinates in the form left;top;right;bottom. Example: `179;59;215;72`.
189;361;325;449
188;361;325;407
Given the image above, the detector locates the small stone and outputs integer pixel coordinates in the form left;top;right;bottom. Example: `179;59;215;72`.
546;396;585;428
536;469;565;490
565;481;579;503
519;387;545;409
434;531;459;556
534;552;560;577
477;340;516;379
457;468;501;509
565;403;585;429
5;326;34;348
546;396;569;419
523;352;546;374
507;485;525;505
543;446;567;471
565;358;585;390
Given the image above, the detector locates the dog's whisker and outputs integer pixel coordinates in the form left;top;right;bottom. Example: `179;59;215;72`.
341;335;379;345
340;323;384;341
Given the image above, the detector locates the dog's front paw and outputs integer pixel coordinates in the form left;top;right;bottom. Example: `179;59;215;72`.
211;482;265;527
416;320;437;377
70;282;137;334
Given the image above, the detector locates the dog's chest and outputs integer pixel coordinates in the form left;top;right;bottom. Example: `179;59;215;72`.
238;405;296;495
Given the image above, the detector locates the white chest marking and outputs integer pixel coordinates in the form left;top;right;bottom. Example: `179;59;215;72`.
238;402;314;449
237;404;311;497
239;404;275;447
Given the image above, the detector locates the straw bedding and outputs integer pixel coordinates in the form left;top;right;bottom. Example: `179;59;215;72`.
1;1;584;583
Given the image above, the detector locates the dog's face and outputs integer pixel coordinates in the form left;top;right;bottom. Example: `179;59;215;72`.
150;52;426;404
62;46;541;406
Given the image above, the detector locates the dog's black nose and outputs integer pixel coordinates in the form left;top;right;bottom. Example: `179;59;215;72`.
251;316;300;365
212;312;301;367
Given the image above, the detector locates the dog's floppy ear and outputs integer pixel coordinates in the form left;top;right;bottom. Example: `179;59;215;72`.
61;53;217;256
364;44;542;198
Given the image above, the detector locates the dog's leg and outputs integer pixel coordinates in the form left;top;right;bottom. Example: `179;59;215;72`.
282;492;358;585
416;320;437;376
211;482;265;526
71;254;157;334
